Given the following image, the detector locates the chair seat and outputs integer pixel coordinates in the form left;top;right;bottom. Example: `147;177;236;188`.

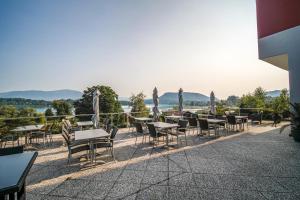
70;144;90;154
94;142;112;148
29;131;45;139
169;131;185;136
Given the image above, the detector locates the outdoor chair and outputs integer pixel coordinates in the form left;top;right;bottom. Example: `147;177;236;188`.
29;123;54;145
215;115;227;132
188;117;198;135
169;119;188;146
198;118;218;137
103;118;111;130
127;115;135;133
146;123;167;147
0;134;19;148
134;122;147;145
160;115;165;122
249;112;262;124
61;125;90;163
62;119;80;133
94;127;118;160
0;145;24;156
105;123;112;133
227;115;242;131
165;118;175;124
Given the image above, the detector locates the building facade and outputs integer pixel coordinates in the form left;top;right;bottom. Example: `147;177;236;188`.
256;0;300;103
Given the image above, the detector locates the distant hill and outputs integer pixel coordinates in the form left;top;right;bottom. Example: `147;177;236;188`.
0;89;82;101
266;90;281;98
145;92;210;104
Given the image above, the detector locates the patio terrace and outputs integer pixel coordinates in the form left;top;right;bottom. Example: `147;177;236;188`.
24;123;300;200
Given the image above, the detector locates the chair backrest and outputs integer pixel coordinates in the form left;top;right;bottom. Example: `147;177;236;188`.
104;118;111;127
61;124;71;141
216;115;225;120
134;122;143;134
110;127;118;139
227;115;237;125
198;119;209;130
0;146;24;156
178;119;188;132
160;116;165;122
65;119;72;128
188;117;198;127
128;115;135;124
146;123;157;138
106;123;112;133
166;118;174;124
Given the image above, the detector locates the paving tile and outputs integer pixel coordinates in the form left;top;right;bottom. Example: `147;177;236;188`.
230;190;266;200
26;193;45;200
27;177;65;195
275;177;300;192
106;182;140;199
168;186;199;200
198;189;234;200
251;177;288;192
262;192;297;200
137;184;168;199
193;173;222;189
117;169;145;184
44;195;81;200
93;168;123;182
168;172;196;187
125;160;148;171
77;180;114;199
218;174;256;191
49;179;90;198
147;160;168;172
142;171;168;185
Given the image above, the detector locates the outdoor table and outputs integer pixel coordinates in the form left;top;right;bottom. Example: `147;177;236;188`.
74;129;110;163
134;117;153;122
198;114;214;118
207;119;226;124
11;125;44;146
235;116;248;130
165;116;182;119
148;122;179;147
77;121;94;130
0;151;38;200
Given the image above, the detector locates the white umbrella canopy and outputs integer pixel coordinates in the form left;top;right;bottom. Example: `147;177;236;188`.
152;87;160;121
210;91;216;115
178;88;184;116
92;89;101;128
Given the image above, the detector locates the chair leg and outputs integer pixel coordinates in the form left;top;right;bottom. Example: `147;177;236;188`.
185;133;187;146
135;135;138;145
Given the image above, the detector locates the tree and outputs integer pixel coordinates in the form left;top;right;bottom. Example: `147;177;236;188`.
226;95;240;106
254;87;266;108
52;100;72;116
45;108;54;116
0;105;43;134
74;85;124;125
272;89;289;114
130;92;149;117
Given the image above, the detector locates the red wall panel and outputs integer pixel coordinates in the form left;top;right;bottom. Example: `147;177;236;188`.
256;0;300;38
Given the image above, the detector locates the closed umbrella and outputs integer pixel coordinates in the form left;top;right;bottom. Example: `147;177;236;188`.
178;88;183;116
210;91;216;115
92;89;100;128
152;87;159;121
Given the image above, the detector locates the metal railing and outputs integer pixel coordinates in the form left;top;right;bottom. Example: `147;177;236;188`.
0;106;268;133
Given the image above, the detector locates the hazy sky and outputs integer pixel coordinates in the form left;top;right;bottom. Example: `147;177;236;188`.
0;0;288;99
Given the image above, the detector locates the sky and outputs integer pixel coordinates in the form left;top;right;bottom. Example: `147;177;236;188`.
0;0;289;99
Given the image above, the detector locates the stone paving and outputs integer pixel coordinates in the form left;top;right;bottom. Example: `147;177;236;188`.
26;124;300;200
